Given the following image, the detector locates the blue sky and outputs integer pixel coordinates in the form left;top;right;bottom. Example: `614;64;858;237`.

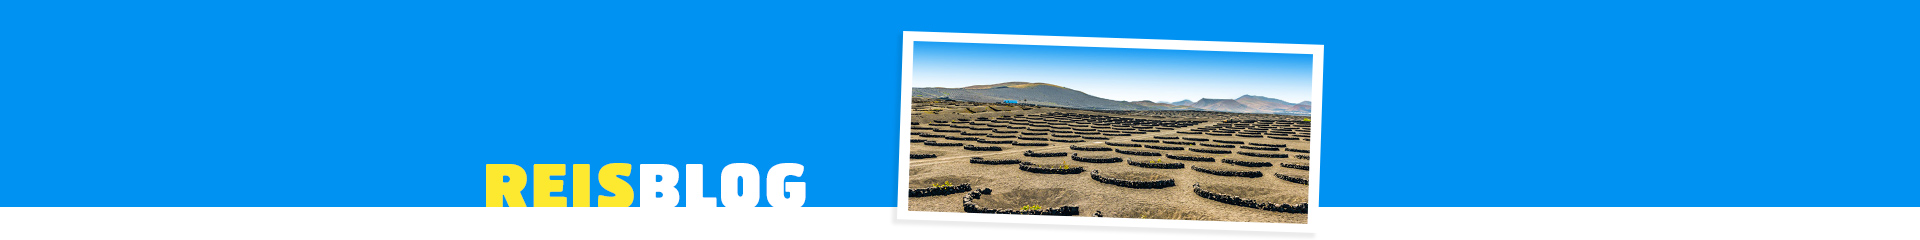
913;41;1314;103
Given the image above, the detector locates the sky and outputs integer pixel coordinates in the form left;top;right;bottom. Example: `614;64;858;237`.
912;41;1314;103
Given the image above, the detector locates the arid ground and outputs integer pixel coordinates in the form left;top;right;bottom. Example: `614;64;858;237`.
907;98;1312;224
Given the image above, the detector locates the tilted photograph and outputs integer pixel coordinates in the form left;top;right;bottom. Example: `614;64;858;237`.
899;33;1321;228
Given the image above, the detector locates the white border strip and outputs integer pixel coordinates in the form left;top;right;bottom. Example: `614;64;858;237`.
897;31;1323;233
10;208;1907;239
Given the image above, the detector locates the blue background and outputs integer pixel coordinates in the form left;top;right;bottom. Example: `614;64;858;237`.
3;1;1916;207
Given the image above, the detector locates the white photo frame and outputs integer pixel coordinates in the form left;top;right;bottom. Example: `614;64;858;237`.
898;31;1322;233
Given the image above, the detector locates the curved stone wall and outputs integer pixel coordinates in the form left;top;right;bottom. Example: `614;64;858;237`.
1115;149;1162;156
1164;153;1216;162
1144;145;1185;150
1069;145;1112;151
1069;153;1122;163
1278;162;1310;171
1236;151;1287;158
1023;150;1068;157
1221;159;1274;167
908;184;971;197
1089;170;1175;189
1192;185;1307;213
1017;162;1087;174
1126;160;1185;169
969;157;1022;165
961;188;1081;216
963;145;1004;151
1275;174;1309;185
1190;148;1233;154
1193;166;1264;178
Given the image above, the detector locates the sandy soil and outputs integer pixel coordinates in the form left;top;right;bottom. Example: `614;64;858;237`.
906;99;1311;224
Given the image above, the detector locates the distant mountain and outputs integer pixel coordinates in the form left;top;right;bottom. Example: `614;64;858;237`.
1129;100;1197;110
1190;98;1256;113
913;82;1305;113
1290;101;1312;112
959;82;1057;90
1241;95;1296;105
1234;95;1293;111
1186;96;1311;114
913;82;1187;110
